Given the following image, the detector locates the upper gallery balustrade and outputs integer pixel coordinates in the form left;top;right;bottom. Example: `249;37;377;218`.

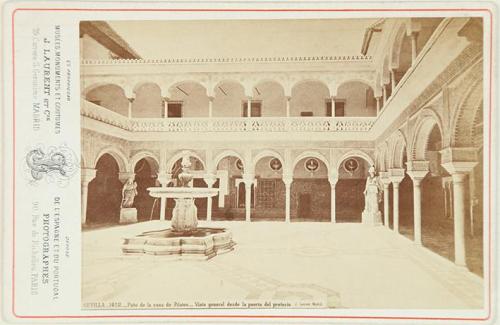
82;100;376;133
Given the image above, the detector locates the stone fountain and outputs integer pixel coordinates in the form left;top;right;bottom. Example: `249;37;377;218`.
121;155;235;260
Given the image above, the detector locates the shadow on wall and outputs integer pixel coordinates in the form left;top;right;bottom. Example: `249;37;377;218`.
86;153;122;224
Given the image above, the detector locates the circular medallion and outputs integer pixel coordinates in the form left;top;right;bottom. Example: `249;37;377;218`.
304;158;319;172
269;158;282;171
343;158;359;173
235;158;244;171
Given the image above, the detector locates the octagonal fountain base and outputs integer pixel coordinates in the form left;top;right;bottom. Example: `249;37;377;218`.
121;227;235;260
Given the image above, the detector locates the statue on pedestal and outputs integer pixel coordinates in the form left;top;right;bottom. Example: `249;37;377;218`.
121;177;138;208
362;165;383;226
120;176;138;224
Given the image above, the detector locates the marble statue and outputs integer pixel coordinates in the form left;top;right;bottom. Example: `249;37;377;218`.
362;165;383;225
121;177;138;208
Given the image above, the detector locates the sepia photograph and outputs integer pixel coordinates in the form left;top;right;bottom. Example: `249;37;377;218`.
79;16;485;311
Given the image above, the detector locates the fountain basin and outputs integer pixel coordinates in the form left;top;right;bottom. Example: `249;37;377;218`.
147;187;219;198
121;227;235;260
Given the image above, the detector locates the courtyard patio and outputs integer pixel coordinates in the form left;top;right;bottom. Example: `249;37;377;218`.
82;221;484;311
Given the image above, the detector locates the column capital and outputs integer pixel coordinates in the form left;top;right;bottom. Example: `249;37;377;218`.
388;168;405;184
162;96;170;102
203;173;217;187
118;172;135;183
406;21;422;35
379;171;392;186
407;171;428;184
282;174;293;186
285;95;292;101
328;175;339;186
441;161;477;175
406;160;429;182
127;96;135;103
81;168;97;185
208;96;215;101
242;174;255;186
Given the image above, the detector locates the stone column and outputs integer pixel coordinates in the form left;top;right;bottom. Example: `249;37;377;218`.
441;148;478;266
247;97;252;117
450;173;467;266
243;175;254;221
157;172;172;221
447;178;454;220
376;96;381;114
283;175;293;222
81;168;97;225
442;160;477;267
442;176;454;219
392;181;401;233
162;97;169;118
331;97;336;117
407;161;429;246
208;96;214;118
379;172;391;228
389;169;405;234
382;84;387;103
285;96;291;117
204;174;217;222
127;97;135;119
390;69;396;93
328;176;338;223
442;178;449;219
410;32;419;65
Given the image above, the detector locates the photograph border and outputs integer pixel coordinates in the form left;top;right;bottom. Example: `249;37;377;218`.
9;5;494;321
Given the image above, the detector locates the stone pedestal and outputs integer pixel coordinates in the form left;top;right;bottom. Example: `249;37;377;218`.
120;208;138;224
172;198;198;232
361;210;382;226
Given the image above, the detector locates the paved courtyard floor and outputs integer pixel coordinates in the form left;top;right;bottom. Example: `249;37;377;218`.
82;221;484;310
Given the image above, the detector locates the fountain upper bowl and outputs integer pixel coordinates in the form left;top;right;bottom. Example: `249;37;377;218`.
147;187;219;198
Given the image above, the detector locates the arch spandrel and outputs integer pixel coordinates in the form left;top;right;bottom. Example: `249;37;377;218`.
212;150;246;172
129;151;160;173
410;109;444;161
251;149;285;174
450;80;483;148
82;82;126;98
93;146;129;173
290;78;331;96
335;149;375;172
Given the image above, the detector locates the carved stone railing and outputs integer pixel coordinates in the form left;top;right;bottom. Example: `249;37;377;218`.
81;99;130;129
82;100;375;132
